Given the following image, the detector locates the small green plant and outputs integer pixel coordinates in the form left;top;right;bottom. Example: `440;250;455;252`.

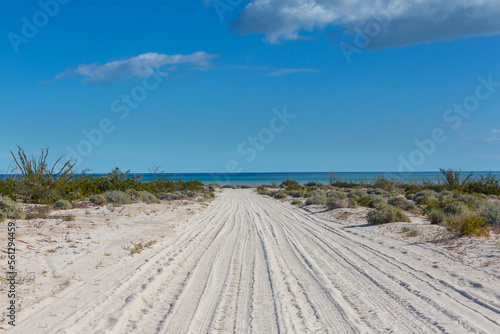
89;194;107;206
367;205;411;225
291;199;303;206
373;178;397;192
274;191;288;199
443;201;470;217
429;210;446;225
139;191;159;204
446;215;490;237
348;189;368;198
103;190;132;204
0;196;26;222
54;199;72;210
305;195;326;206
352;196;372;207
388;197;410;210
368;197;386;209
402;226;422;237
326;197;353;210
480;203;500;226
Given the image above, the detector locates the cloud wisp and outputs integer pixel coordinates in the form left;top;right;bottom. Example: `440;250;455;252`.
265;68;321;76
230;0;500;49
53;52;218;83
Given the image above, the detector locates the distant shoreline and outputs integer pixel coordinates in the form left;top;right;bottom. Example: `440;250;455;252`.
3;171;499;186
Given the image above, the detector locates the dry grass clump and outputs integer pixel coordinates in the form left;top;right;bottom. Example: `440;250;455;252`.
367;205;411;225
446;215;490;238
0;195;25;222
54;199;72;210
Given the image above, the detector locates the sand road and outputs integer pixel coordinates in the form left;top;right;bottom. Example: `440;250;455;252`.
11;190;500;333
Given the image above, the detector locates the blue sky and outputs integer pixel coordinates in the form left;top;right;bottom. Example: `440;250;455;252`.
1;0;500;173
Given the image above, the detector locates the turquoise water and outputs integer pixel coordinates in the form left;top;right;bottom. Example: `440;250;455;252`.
3;171;499;186
122;171;500;186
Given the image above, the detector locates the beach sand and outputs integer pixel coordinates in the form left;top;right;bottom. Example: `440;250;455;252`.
1;189;499;333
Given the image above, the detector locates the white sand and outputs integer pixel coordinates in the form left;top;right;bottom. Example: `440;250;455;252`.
2;189;500;333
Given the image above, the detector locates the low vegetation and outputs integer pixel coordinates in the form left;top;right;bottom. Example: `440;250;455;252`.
257;169;500;239
0;148;215;216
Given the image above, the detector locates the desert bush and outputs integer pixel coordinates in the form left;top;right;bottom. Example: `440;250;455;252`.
126;189;143;202
291;199;303;206
54;199;72;210
443;201;470;217
429;210;446;225
348;189;368;198
306;190;326;198
257;186;271;196
352;196;372;207
388;197;410;210
274;191;288;199
289;189;306;198
367;188;389;197
439;190;455;200
402;226;422;237
326;197;355;210
446;215;490;237
103;190;132;204
368;197;386;209
373;178;397;192
327;191;347;200
139;191;159;203
480;203;500;226
367;205;411;225
0;196;26;222
456;194;483;209
89;194;107;206
305;195;326;206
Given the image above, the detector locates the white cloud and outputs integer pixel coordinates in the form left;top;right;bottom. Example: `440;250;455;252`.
265;68;321;76
230;0;500;48
54;52;218;83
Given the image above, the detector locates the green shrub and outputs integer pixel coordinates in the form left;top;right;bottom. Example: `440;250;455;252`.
446;215;490;237
326;197;354;210
291;199;303;206
0;196;26;221
348;189;368;198
367;205;411;225
373;178;396;192
274;191;288;199
368;197;386;209
89;194;107;206
352;196;372;207
367;189;389;197
387;197;410;210
280;179;300;187
327;191;347;200
126;189;143;202
103;191;132;204
139;191;159;203
404;203;420;214
289;190;305;198
429;210;446;225
54;199;72;210
456;194;483;209
443;201;470;217
480;203;500;226
305;196;326;206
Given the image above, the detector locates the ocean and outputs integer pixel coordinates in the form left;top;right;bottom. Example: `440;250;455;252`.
2;171;499;186
117;171;500;186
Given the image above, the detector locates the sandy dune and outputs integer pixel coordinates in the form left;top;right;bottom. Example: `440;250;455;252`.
6;189;500;333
